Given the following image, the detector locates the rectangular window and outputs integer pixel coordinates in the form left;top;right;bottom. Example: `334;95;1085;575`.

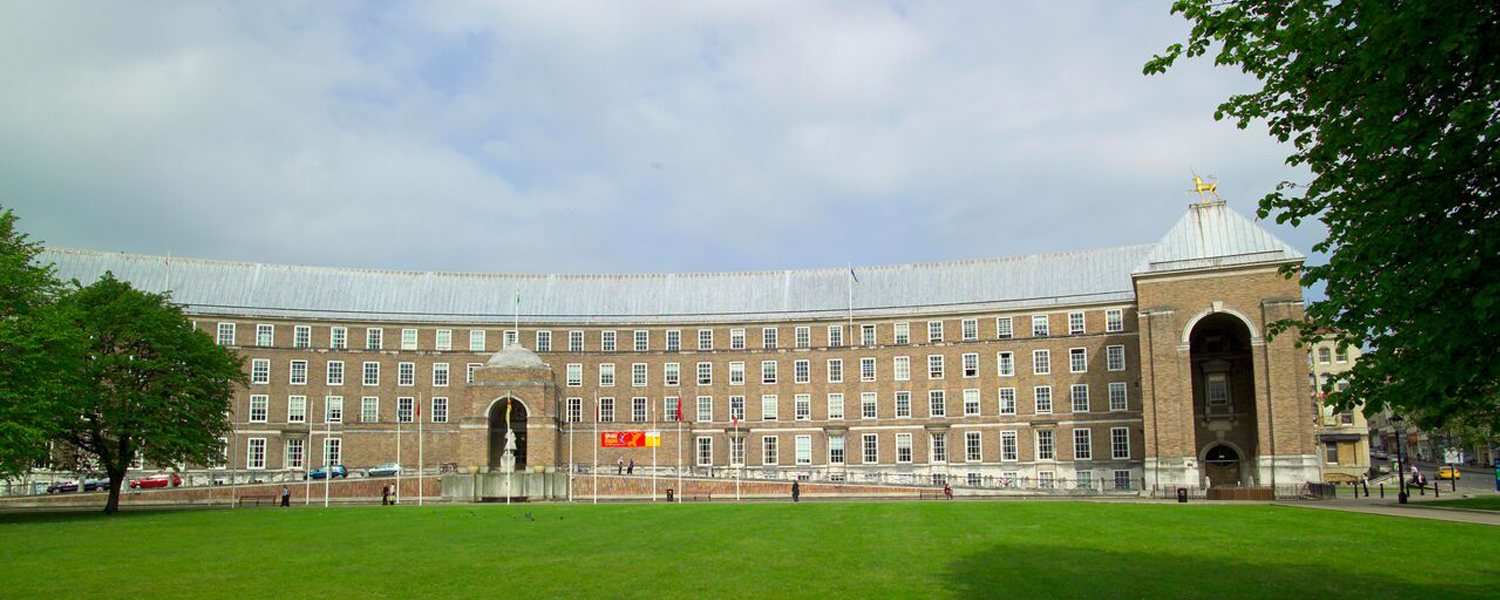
664;363;680;386
598;398;615;423
961;318;978;340
697;396;713;423
1035;386;1053;414
398;397;414;423
827;393;844;420
861;324;877;346
896;433;913;464
997;351;1014;377
795;434;812;465
827;359;844;383
1105;309;1123;333
729;395;745;422
962;353;979;378
795;326;810;348
664;397;681;422
762;436;779;465
599;363;615;387
1069;348;1087;373
1032;315;1049;337
1111;427;1130;459
697;362;712;385
1074;428;1093;460
246;438;266;469
862;434;878;464
361;397;379;423
285;438;304;470
325;396;343;424
666;330;681;351
965;431;982;462
467;363;481;384
256;324;273;347
1033;350;1051;375
470;329;487;352
895;391;912;418
1106;345;1126;371
698;328;713;350
566;363;583;387
601;331;616;352
363;361;379;386
963;388;981;416
1071;384;1089;413
331;326;346;349
631;363;648;387
1068;311;1085;335
861;392;877;419
402;328;418;350
761;360;777;384
729;361;746;385
288;395;306;423
326;361;344;386
761;327;777;349
563;398;582;423
1114;469;1132;490
929;390;946;417
931;433;948;462
996;317;1013;339
251;359;270;385
893;322;910;345
927;320;943;343
998;388;1017;415
794;360;810;384
1108;382;1128;411
323;437;341;467
216;322;235;346
725;328;743;350
433;363;450;387
294;325;311;348
535;331;551;352
569;330;584;352
697;437;713;466
634;330;649;352
827;325;843;348
893;356;911;381
431;397;448;423
761;394;779;421
632;397;648;422
1000;430;1018;461
398;362;415;386
1037;430;1055;460
366;327;383;350
860;357;877;382
928;355;945;379
829;434;845;464
289;360;308;385
249;394;269;423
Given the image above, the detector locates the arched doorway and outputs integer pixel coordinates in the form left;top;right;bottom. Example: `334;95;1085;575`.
1188;311;1260;486
1203;444;1242;487
488;397;528;471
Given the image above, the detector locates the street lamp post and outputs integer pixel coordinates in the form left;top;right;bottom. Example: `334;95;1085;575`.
1393;415;1408;505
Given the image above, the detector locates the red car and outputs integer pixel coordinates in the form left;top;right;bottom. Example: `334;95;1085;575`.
128;472;182;489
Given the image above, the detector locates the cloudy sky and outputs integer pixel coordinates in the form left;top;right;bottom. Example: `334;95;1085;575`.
0;1;1321;276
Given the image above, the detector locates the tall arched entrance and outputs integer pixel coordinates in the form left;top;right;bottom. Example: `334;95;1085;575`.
1203;444;1241;487
488;397;528;471
1188;312;1259;487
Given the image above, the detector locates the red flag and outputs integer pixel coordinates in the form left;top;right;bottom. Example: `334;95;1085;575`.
675;397;683;422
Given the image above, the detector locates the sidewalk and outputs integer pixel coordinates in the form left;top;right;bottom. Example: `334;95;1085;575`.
1275;497;1500;527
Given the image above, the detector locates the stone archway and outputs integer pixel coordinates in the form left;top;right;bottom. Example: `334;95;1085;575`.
1203;443;1242;487
488;397;529;471
1188;311;1260;486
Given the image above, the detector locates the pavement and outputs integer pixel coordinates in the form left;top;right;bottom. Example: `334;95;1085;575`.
1275;493;1500;527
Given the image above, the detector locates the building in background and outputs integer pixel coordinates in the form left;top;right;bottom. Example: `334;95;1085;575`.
1307;338;1369;482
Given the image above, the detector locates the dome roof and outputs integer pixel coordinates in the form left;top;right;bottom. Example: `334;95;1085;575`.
485;344;547;370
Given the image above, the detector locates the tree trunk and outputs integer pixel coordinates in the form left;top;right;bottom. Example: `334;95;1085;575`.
103;467;125;515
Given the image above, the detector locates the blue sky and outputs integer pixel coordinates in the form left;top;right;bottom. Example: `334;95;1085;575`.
0;1;1322;276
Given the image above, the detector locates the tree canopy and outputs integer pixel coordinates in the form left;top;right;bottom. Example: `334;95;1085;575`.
1146;1;1500;431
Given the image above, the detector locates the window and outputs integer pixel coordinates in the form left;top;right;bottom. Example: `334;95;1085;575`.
432;397;448;423
315;361;340;387
1071;384;1089;413
698;328;713;350
721;361;741;385
599;398;615;422
1108;382;1128;411
1106;345;1126;371
929;390;946;417
961;319;978;340
325;396;343;423
256;324;273;347
762;436;779;465
860;357;876;382
761;395;779;421
569;330;584;352
723;328;742;350
1033;350;1051;375
1206;373;1230;408
1076;471;1092;489
288;395;306;423
566;364;582;387
696;396;713;423
216;322;236;346
665;330;681;351
289;360;308;385
827;394;844;420
1032;315;1049;337
1111;427;1130;459
246;438;266;469
928;355;945;379
433;363;449;387
251;359;270;385
470;329;487;352
248;395;269;423
861;324;877;346
401;328;418;350
632;363;648;387
632;397;648;422
998;388;1017;415
1113;469;1132;490
965;431;982;462
361;397;379;423
1037;430;1055;460
893;356;911;381
1000;431;1018;461
285;439;304;470
1074;429;1092;460
1068;312;1085;335
398;362;415;386
697;362;712;385
927;320;943;342
294;325;312;348
1318;347;1331;363
330;326;347;349
323;437;341;467
634;330;649;352
729;395;745;422
366;327;383;350
795;435;812;465
794;360;810;384
931;433;948;462
893;322;910;345
997;352;1014;376
896;433;913;464
1035;386;1053;414
829;434;845;464
761;360;778;384
1336;348;1348;363
996;317;1013;339
662;363;680;387
696;437;713;466
963;389;981;416
827;359;844;383
895;391;912;418
761;327;777;349
1106;309;1123;332
962;353;979;378
827;325;843;347
363;361;379;386
601;331;616;352
599;363;615;387
862;434;878;464
398;397;414;423
795;326;810;348
665;397;681;422
1325;441;1340;464
1069;348;1087;373
861;392;877;419
565;398;583;423
535;331;551;352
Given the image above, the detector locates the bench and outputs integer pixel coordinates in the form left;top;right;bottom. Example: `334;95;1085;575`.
238;494;280;507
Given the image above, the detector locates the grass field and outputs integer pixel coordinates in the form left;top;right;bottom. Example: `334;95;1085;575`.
3;501;1498;599
1424;496;1500;511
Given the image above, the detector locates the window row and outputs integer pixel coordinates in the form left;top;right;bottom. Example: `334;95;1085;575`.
688;427;1133;467
245;395;448;424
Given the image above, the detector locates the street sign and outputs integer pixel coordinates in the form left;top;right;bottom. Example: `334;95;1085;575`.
1444;448;1464;464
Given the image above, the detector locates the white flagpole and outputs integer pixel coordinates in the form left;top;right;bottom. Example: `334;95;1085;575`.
676;396;683;503
418;392;424;507
396;401;402;505
847;263;855;336
304;429;311;505
592;392;599;505
324;418;331;508
652;429;657;502
568;415;574;503
735;417;741;502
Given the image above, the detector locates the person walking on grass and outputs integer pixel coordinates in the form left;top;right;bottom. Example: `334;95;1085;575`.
381;484;390;506
628;459;635;475
791;480;800;503
618;456;624;475
280;485;290;507
943;483;953;500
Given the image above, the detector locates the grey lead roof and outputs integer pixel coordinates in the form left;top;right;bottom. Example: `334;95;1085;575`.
38;203;1301;325
1134;201;1305;274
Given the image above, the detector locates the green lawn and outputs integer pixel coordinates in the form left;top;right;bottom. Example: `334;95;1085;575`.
1424;496;1500;512
2;501;1497;599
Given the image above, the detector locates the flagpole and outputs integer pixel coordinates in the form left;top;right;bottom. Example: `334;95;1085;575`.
324;418;331;508
304;427;310;505
418;392;424;507
847;262;854;336
734;416;741;502
652;431;657;502
676;396;683;504
568;412;574;503
592;391;599;505
396;400;402;505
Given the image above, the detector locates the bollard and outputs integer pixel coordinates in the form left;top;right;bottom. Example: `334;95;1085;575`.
1379;483;1384;498
1434;484;1440;498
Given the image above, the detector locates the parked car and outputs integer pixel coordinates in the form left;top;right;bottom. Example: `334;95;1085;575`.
1438;465;1461;480
309;465;348;480
1372;450;1389;460
129;472;182;489
46;479;109;493
367;463;402;477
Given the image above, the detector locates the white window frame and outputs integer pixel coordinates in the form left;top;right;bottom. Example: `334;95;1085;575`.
698;328;713;351
1037;430;1055;461
927;320;943;343
894;356;911;381
631;362;648;387
730;328;746;350
928;355;945;379
761;394;779;421
1032;315;1049;337
998;387;1017;415
293;325;311;349
862;433;878;465
896;432;913;464
760;360;777;384
216;322;236;346
1071;384;1090;413
963;388;981;416
829;434;845;465
289;360;308;386
1111;427;1131;460
666;330;681;352
962;353;979;378
1000;430;1018;461
827;325;843;348
965;431;982;462
696;362;712;385
398;361;415;387
1108;382;1128;412
929;390;946;418
860;357;877;382
326;360;343;386
794;359;810;384
795;326;810;348
432;363;449;387
894;391;912;418
1069;348;1088;373
566;363;583;387
729;361;746;385
401;328;418;350
363;361;380;386
1068;311;1085;335
861;323;877;346
1074;428;1093;460
996;317;1013;339
827;393;844;420
795;434;812;466
288;395;306;424
1106;345;1126;372
664;362;680;387
600;331;616;352
569;330;584;352
697;436;714;467
366;327;383;350
762;435;779;466
470;329;487;352
860;392;877;419
1035;386;1053;414
255;324;273;347
893;322;910;345
248;394;268;423
761;327;777;349
1105;309;1123;333
330;326;347;349
599;363;615;387
285;438;304;470
324;396;343;424
435;329;452;351
431;397;448;423
1033;349;1051;375
361;396;379;423
634;330;649;352
961;318;978;340
251;359;270;385
246;438;266;470
827;359;844;383
696;396;713;423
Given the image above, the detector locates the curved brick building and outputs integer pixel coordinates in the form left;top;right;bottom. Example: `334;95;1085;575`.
43;200;1320;494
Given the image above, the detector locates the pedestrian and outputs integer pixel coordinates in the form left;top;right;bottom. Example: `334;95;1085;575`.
943;483;953;500
791;480;800;503
628;459;635;475
617;456;624;474
381;484;390;506
280;485;290;507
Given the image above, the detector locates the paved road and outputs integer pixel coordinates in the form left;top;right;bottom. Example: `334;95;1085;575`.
1370;457;1498;494
1277;499;1500;527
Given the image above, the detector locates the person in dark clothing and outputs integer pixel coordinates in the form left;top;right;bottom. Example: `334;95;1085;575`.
280;485;290;507
627;459;635;475
381;484;390;506
943;483;953;500
791;480;801;503
617;456;624;474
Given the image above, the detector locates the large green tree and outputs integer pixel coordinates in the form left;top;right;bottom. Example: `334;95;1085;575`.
1146;1;1500;431
56;273;245;514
